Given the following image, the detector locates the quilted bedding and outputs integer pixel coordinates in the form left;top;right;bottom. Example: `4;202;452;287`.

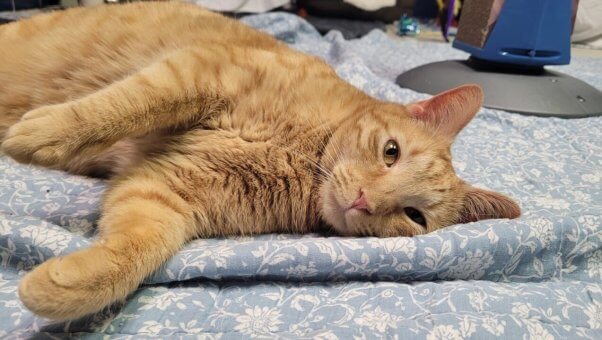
1;12;601;339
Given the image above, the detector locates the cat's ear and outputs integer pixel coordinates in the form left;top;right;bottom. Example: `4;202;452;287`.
407;84;483;139
459;184;521;223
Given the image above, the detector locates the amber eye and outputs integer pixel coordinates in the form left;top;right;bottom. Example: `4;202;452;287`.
383;140;399;167
404;207;427;227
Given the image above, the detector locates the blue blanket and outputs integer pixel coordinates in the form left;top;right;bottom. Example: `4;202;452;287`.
1;13;601;338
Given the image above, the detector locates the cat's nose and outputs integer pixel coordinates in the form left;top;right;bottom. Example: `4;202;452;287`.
350;189;371;214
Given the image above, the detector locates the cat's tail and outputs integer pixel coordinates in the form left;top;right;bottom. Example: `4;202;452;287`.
18;175;197;320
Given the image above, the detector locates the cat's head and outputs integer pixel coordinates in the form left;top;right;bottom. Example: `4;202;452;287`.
319;84;520;237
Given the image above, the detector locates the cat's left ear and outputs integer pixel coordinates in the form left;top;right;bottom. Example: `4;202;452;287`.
407;84;484;139
459;184;521;223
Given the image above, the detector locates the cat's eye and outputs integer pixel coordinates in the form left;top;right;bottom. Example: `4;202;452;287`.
383;140;399;167
404;207;427;227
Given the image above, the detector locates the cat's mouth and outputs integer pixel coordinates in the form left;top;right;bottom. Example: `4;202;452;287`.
322;184;351;235
325;183;372;236
320;173;374;236
333;185;370;215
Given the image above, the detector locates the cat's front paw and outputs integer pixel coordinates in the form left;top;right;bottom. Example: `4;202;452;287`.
1;105;76;167
19;253;111;320
19;257;74;320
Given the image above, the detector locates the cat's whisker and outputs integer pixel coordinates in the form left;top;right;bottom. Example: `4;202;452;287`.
279;144;331;180
319;124;340;170
311;109;343;166
299;109;337;168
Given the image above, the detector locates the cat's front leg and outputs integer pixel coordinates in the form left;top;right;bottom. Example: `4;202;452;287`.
1;46;202;167
1;46;270;169
18;170;199;320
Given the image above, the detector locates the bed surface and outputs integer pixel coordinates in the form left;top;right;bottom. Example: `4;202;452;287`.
1;12;601;339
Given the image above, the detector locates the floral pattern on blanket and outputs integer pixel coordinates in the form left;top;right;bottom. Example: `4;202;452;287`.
3;279;601;338
1;12;601;338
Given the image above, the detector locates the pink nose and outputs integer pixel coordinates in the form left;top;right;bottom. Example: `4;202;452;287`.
350;190;369;212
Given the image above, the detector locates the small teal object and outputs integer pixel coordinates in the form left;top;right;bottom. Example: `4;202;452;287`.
398;14;419;36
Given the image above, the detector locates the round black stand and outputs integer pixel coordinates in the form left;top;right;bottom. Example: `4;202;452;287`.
396;58;602;118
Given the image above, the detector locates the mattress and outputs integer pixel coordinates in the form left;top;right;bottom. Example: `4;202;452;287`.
1;12;601;339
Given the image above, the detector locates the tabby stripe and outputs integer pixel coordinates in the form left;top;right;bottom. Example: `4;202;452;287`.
109;189;187;216
368;128;380;154
163;58;186;89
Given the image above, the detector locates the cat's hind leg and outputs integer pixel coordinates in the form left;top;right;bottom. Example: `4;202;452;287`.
18;172;198;320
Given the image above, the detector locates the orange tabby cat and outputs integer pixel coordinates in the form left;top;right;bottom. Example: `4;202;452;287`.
0;2;520;320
